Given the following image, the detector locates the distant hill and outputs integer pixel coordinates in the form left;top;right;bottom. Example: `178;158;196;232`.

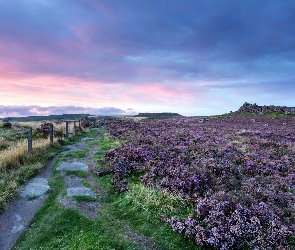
236;102;295;115
135;112;181;117
2;114;90;122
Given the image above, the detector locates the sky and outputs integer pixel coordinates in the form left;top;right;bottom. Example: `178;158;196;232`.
0;0;295;117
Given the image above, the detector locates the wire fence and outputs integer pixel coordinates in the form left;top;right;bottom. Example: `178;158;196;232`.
0;120;83;155
0;116;110;157
26;120;82;154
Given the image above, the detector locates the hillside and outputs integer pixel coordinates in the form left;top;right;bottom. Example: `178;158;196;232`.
2;114;90;122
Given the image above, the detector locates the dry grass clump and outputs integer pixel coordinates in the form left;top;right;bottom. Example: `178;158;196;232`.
0;137;59;212
0;138;54;173
127;117;147;121
14;121;41;129
0;139;27;172
14;121;67;131
0;140;10;151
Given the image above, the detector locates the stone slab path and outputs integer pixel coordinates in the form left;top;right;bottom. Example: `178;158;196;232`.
56;142;97;199
20;178;50;199
57;161;88;172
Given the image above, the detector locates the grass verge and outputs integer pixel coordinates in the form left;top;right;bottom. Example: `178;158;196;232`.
95;174;197;250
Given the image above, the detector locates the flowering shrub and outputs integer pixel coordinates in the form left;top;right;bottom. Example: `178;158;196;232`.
163;195;290;249
101;116;295;249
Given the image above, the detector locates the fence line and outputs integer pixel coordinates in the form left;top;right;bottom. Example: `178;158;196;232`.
28;127;33;154
50;123;53;143
23;120;82;154
1;117;103;154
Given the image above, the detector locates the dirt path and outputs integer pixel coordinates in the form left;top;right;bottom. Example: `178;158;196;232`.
0;132;93;249
0;130;100;250
56;133;102;220
0;156;57;250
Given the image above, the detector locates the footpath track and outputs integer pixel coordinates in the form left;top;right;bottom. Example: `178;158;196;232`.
0;156;57;250
0;128;102;250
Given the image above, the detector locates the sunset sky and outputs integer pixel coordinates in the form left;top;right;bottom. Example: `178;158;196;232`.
0;0;295;117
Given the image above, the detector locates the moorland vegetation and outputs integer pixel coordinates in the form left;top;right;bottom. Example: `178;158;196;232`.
101;115;295;249
3;105;295;249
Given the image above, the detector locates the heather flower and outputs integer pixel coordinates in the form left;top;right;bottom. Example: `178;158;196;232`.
102;116;295;248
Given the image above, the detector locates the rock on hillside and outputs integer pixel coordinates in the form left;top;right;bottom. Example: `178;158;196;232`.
236;102;295;114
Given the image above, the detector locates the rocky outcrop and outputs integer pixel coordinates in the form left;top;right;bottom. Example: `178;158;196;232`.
237;102;295;114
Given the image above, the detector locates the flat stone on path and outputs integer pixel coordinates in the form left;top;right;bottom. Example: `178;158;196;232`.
81;138;95;141
64;175;84;188
20;178;50;199
64;145;79;151
56;161;88;172
67;187;96;197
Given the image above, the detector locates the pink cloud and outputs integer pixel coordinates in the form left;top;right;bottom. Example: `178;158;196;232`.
89;1;117;20
0;61;18;72
0;105;135;118
127;81;196;104
0;76;193;116
69;25;94;46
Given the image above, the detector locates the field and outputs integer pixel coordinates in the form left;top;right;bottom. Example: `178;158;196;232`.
101;116;295;249
4;115;295;249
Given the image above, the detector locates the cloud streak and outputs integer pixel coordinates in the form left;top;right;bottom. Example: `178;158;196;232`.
0;105;135;118
0;0;294;115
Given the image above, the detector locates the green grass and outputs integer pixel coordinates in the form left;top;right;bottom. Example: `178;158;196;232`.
0;141;9;151
0;128;27;142
81;179;93;189
13;169;139;250
13;129;198;250
64;149;88;158
263;112;295;118
65;170;88;177
95;174;197;250
94;133;122;161
216;112;295;118
15;208;137;249
115;183;192;219
73;195;97;202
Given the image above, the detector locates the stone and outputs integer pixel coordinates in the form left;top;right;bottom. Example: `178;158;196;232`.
67;187;96;197
236;102;295;114
56;161;88;172
20;178;50;199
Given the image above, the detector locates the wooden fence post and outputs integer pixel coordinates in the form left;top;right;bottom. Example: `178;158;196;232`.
50;123;54;143
66;121;69;139
28;127;32;154
74;121;77;135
